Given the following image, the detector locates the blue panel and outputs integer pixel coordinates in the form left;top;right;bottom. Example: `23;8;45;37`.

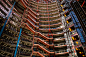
33;56;35;57
14;28;22;57
0;1;16;36
70;11;85;42
0;20;7;36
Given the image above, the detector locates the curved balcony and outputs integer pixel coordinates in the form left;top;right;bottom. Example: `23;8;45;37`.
0;41;16;48
10;18;21;26
14;5;24;14
55;52;69;55
23;17;38;29
19;0;27;8
26;10;39;23
18;44;32;51
1;37;17;45
38;10;59;15
40;19;61;23
35;37;53;47
39;22;62;27
39;27;63;32
22;0;38;15
34;44;49;53
54;38;65;42
39;20;61;26
23;27;33;35
21;34;33;41
54;45;67;48
33;44;68;56
39;11;59;15
23;23;49;40
21;22;35;33
4;27;19;36
38;6;58;10
38;8;59;13
33;51;45;57
30;0;56;6
39;11;59;16
0;49;13;57
1;1;10;11
34;44;54;54
39;15;60;20
38;7;58;11
20;40;32;46
25;14;38;25
12;10;21;17
40;17;61;22
39;14;60;18
38;3;57;7
40;14;60;18
7;20;21;29
23;0;30;6
27;0;37;6
23;0;39;16
27;7;37;16
13;9;22;17
0;43;15;56
4;0;12;7
44;32;64;36
0;5;8;16
27;0;58;11
28;3;37;8
6;22;20;32
17;47;32;56
2;33;18;42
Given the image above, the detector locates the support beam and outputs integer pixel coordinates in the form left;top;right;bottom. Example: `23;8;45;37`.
14;28;22;57
0;1;16;36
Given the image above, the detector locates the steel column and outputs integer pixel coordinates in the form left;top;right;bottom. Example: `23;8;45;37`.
14;28;22;57
0;1;16;36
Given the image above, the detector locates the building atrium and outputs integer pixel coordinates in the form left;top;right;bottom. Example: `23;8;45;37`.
0;0;86;57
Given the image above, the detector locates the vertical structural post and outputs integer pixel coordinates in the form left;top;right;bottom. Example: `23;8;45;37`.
0;1;16;36
14;28;22;57
81;1;85;7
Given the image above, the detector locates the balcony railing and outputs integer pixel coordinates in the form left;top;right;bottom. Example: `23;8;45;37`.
55;50;67;53
54;37;64;40
54;43;66;46
39;26;62;30
39;21;61;25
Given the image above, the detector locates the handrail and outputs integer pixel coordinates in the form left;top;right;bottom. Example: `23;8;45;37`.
34;44;54;54
36;38;53;47
20;0;27;8
33;51;45;57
